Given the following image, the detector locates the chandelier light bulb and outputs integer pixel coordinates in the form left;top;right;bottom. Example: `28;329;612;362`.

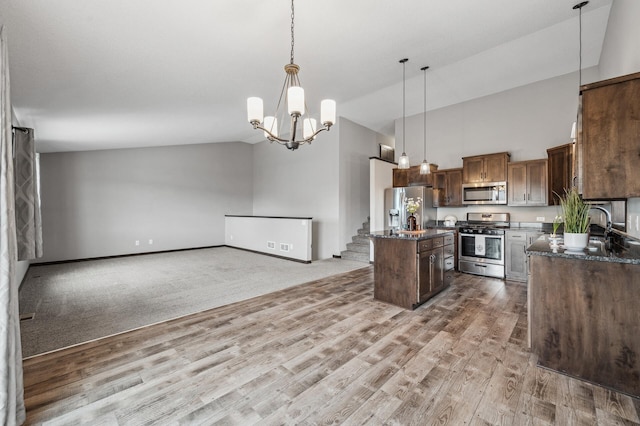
303;118;317;140
287;87;305;116
263;116;278;139
247;97;263;123
321;99;336;126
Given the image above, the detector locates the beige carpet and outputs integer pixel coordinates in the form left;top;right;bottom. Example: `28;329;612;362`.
18;247;369;357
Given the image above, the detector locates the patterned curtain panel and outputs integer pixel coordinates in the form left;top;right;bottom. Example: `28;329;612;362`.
0;25;27;426
13;127;43;261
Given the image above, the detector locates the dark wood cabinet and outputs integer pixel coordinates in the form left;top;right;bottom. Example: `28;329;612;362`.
462;152;510;183
432;168;463;207
581;72;640;199
546;143;574;205
529;254;640;397
507;159;547;206
392;164;438;188
372;233;453;310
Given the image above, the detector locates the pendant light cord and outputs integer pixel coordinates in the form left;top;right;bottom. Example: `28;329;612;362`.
423;67;427;160
290;0;295;65
573;1;588;127
402;60;406;154
578;5;582;94
577;5;582;128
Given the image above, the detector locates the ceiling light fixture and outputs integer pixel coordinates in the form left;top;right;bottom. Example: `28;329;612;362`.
398;58;410;169
571;1;588;142
419;65;431;175
246;0;336;151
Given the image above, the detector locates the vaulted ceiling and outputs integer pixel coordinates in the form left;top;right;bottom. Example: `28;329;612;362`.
0;0;612;152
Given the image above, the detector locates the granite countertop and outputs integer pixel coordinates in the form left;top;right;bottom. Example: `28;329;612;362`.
526;234;640;265
369;229;455;241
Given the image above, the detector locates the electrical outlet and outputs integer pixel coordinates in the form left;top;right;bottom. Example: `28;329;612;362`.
536;217;545;222
135;240;140;246
148;239;153;245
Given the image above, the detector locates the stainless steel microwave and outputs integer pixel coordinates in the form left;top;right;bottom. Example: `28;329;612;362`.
462;182;507;205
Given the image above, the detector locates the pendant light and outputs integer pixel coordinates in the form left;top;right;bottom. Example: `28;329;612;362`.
397;58;410;169
571;1;588;142
419;66;431;175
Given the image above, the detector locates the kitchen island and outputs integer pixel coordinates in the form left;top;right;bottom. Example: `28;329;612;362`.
370;229;455;310
527;235;640;397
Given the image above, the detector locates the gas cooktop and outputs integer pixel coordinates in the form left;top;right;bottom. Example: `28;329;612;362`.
460;212;510;235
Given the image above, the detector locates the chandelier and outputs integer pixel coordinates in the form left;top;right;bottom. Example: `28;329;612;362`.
246;0;336;151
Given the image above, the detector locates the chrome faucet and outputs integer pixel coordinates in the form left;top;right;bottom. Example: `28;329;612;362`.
590;205;612;240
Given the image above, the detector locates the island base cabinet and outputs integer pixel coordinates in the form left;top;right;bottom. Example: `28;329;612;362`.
372;234;449;310
373;238;418;310
529;255;640;397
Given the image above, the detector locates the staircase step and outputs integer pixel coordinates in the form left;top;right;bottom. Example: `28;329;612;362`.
357;228;370;236
340;250;370;263
346;242;370;253
352;235;370;245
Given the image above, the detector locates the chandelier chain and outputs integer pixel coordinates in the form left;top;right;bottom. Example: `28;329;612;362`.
290;0;295;65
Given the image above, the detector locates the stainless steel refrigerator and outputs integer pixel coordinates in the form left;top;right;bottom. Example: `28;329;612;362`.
384;187;437;231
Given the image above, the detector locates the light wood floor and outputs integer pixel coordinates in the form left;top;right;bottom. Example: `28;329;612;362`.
23;267;640;425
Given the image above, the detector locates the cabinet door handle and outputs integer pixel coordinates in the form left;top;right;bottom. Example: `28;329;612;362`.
523;194;526;201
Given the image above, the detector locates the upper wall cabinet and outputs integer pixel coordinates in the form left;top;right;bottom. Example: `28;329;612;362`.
462;152;510;183
508;159;548;206
581;72;640;199
547;143;574;205
392;164;439;188
432;168;463;207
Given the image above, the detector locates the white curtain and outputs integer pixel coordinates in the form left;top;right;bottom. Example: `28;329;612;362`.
0;25;27;426
13;127;43;261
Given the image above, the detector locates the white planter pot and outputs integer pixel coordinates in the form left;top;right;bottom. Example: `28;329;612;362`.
563;232;589;251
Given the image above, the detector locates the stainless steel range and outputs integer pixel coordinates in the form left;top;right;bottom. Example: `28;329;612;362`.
458;212;509;279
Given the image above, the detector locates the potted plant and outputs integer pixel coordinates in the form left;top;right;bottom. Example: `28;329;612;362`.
558;187;590;251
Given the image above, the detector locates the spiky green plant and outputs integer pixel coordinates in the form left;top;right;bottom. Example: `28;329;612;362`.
558;188;590;233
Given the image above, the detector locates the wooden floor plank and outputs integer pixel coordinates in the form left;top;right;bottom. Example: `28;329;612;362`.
21;267;639;425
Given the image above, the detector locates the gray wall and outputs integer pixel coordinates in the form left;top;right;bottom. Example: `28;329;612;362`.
599;0;640;81
338;118;385;250
251;121;340;260
35;0;640;263
391;68;602;224
39;142;253;262
598;0;640;238
395;68;599;170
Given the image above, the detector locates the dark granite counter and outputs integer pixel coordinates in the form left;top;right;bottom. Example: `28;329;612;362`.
369;229;455;241
526;234;640;265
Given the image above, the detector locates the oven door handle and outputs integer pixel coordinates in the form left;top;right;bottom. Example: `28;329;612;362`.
474;264;487;268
